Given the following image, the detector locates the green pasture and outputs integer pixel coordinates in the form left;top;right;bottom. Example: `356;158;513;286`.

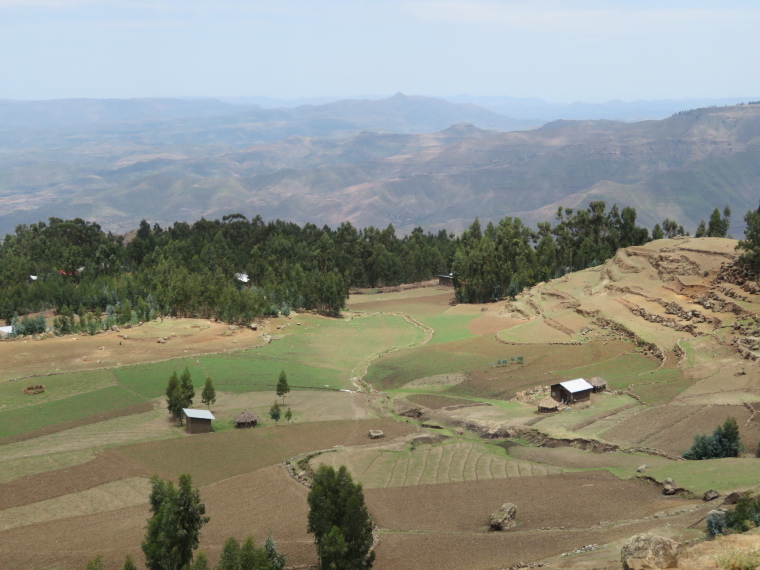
0;369;117;412
0;449;96;483
200;314;421;392
0;385;146;439
312;440;566;488
647;458;760;494
365;341;488;391
419;314;477;345
113;358;206;398
552;352;660;389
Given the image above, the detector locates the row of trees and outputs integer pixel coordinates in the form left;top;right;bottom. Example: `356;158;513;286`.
1;203;755;324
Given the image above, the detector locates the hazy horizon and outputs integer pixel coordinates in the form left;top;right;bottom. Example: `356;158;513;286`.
2;1;759;102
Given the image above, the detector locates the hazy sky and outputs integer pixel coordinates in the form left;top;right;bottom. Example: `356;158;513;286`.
2;0;759;102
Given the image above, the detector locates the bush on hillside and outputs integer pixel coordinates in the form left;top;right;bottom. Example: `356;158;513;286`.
683;417;743;460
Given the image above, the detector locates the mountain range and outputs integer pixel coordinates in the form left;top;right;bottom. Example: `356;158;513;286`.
0;94;759;237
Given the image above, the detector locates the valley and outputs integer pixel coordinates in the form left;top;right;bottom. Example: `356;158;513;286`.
1;237;759;569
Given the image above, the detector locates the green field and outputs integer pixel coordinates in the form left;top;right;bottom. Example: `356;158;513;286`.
0;385;147;439
0;369;117;411
114;358;206;398
419;314;477;345
647;458;760;494
552;352;661;389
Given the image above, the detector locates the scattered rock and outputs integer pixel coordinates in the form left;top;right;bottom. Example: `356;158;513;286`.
229;325;238;331
723;491;744;505
454;427;464;436
637;464;647;473
249;323;258;330
111;325;120;332
98;346;106;350
489;503;517;531
621;533;678;569
703;489;720;502
662;478;683;495
368;430;384;439
157;338;167;344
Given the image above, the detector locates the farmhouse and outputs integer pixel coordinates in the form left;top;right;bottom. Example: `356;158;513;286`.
550;378;594;404
183;408;215;434
588;376;608;393
234;409;260;428
438;273;454;287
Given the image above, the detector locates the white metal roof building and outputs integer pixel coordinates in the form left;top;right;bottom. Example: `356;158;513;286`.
183;408;215;434
550;378;594;404
183;408;215;420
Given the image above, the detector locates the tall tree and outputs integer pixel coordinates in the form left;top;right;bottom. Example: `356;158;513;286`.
142;474;209;570
276;370;290;404
201;376;216;409
269;401;281;425
307;465;375;570
736;202;760;272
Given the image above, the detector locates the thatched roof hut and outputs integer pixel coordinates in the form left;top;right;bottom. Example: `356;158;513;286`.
588;376;608;392
234;409;260;428
537;396;560;413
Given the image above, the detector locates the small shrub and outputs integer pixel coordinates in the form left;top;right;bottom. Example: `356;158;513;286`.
706;510;727;537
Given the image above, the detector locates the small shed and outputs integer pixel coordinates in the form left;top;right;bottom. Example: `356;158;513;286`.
234;409;260;428
438;274;454;287
536;396;560;413
588;376;608;393
183;408;215;434
550;378;594;404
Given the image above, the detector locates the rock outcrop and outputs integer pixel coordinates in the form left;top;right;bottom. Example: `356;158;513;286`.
489;503;517;531
621;533;678;569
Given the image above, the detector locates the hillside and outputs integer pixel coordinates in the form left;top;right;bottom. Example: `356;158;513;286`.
2;237;760;568
2;101;760;236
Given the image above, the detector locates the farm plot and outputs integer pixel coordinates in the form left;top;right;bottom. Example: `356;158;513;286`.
120;419;418;486
647;457;760;494
347;289;453;315
497;318;573;344
600;405;705;449
506;445;673;474
114;358;206;398
530;394;641;440
643;404;757;456
0;385;147;440
405;394;475;409
200;313;422;392
552;352;661;390
311;441;565;488
0;369;116;412
364;470;690;533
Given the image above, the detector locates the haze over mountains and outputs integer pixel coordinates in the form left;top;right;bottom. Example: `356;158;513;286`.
0;94;758;237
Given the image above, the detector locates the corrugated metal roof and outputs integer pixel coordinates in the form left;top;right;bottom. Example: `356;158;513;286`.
183;408;215;420
559;378;594;393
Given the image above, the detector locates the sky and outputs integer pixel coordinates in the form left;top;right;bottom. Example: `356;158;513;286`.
1;0;759;102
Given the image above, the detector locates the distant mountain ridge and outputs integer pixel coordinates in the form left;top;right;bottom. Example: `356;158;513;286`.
0;98;759;238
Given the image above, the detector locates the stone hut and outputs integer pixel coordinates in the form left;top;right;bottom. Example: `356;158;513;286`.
234;409;260;428
588;376;608;393
550;378;594;404
183;408;215;434
536;396;559;413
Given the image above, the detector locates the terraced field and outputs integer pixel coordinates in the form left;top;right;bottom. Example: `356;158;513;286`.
311;441;565;488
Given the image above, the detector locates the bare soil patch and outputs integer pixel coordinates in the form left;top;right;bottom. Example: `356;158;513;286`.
365;470;689;534
0;450;151;510
0;318;267;382
468;314;524;335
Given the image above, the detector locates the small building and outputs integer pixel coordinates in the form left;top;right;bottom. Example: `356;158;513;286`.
536;396;560;413
234;409;259;428
0;325;12;337
183;408;215;434
438;274;454;287
550;378;594;404
588;376;608;393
